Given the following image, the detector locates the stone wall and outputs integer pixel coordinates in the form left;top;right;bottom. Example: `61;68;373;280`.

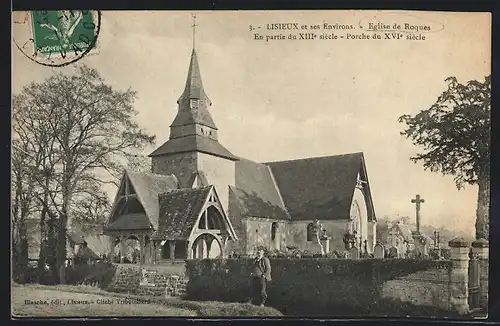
381;267;451;310
288;220;347;253
106;264;188;298
244;217;287;254
151;152;198;187
197;152;235;213
225;195;247;255
381;238;490;315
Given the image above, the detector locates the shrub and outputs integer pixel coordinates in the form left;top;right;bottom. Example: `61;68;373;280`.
66;262;116;289
185;258;452;316
18;261;58;285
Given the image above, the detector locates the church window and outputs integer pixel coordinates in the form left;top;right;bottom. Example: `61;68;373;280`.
271;222;278;240
190;99;199;109
307;223;314;241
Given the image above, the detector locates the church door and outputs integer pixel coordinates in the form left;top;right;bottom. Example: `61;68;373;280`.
349;187;369;251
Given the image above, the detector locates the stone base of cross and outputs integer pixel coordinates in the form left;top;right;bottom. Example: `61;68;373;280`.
315;234;325;255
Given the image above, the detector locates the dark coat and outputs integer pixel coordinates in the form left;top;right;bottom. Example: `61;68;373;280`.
252;256;272;281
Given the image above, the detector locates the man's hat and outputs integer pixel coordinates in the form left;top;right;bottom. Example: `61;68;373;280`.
257;245;266;251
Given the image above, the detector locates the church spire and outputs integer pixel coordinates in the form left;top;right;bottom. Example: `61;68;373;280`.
192;13;197;50
149;13;238;163
170;15;217;137
177;48;211;105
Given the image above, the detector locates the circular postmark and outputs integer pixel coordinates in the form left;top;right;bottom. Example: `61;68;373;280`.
13;10;101;67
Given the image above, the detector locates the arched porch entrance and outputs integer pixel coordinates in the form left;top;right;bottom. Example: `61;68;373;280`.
189;203;231;259
192;233;222;259
111;235;140;263
110;233;152;264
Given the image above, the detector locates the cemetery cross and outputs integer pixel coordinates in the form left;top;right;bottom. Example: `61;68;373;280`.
411;194;425;234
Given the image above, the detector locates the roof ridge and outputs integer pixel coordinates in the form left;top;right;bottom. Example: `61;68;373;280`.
148;135;239;161
126;170;176;179
266;164;292;219
264;152;364;165
159;185;211;197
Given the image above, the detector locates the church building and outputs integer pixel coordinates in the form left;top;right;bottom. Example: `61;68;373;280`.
103;44;377;263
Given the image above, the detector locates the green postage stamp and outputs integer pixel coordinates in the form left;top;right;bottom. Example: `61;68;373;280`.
21;10;101;66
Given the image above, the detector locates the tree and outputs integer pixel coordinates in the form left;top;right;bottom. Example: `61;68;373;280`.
11;142;33;281
375;217;391;246
12;64;155;283
71;186;111;229
11;136;48;282
398;75;490;240
125;154;151;173
13;90;69;280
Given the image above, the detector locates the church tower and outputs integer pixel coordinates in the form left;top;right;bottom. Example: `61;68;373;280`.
149;16;238;212
170;49;218;141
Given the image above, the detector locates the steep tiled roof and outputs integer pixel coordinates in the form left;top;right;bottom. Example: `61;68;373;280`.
229;186;289;220
172;49;216;129
171;105;217;129
266;152;365;221
151;187;211;240
104;213;152;231
126;171;179;229
148;135;239;160
235;159;289;218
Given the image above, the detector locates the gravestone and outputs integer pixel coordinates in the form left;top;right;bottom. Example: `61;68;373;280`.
387;246;399;258
413;235;429;258
349;246;360;259
139;268;157;287
313;220;327;255
373;243;385;258
320;236;331;255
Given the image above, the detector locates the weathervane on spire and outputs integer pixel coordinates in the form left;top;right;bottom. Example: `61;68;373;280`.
191;13;197;49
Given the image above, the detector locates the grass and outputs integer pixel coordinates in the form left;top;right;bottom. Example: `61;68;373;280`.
12;285;195;317
11;283;283;317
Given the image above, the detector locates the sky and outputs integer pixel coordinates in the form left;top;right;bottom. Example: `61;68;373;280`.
12;10;491;235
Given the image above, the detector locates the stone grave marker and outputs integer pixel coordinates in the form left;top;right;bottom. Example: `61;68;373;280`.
349;246;360;259
414;246;423;258
373;243;385;258
139;268;157;287
413;235;429;257
387;246;399;258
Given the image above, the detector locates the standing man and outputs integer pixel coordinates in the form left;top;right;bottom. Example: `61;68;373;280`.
248;246;272;307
